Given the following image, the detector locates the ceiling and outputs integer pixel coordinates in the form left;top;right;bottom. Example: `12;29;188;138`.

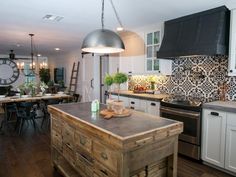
0;0;236;58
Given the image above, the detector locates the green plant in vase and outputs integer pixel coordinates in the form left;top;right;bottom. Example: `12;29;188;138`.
104;74;114;110
113;72;128;101
18;84;26;97
40;82;48;95
25;81;37;97
104;74;113;97
112;72;128;114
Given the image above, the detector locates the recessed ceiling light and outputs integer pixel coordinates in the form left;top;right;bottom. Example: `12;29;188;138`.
16;43;21;47
37;54;41;57
54;48;60;51
43;14;64;22
116;27;124;31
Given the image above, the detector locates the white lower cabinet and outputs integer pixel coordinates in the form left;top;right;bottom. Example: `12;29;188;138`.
111;94;160;116
202;109;236;173
202;109;226;168
111;95;129;108
225;113;236;173
129;98;147;112
146;101;160;116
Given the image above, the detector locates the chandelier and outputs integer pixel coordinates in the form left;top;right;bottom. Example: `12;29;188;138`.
17;34;47;76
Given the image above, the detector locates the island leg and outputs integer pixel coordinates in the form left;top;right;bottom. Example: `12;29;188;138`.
167;136;178;177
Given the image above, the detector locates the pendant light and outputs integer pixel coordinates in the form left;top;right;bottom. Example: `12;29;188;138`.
81;0;125;54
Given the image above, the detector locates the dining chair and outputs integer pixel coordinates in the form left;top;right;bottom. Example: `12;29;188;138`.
16;102;37;135
41;99;61;128
0;103;17;131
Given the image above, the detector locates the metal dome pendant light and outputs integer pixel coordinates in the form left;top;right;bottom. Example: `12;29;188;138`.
81;0;125;54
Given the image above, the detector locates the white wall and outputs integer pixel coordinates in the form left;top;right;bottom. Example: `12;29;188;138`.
48;49;83;96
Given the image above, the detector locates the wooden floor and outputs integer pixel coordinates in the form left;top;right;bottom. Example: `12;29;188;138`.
0;116;234;177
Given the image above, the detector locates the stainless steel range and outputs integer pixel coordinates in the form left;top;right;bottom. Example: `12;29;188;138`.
160;95;202;160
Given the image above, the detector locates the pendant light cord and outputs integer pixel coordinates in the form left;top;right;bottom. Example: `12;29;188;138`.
101;0;105;29
109;0;123;28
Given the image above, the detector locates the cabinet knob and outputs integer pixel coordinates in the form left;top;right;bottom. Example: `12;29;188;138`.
100;152;108;160
151;103;156;106
230;70;233;73
131;101;135;104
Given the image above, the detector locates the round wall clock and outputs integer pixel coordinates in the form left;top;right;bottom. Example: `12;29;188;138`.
0;59;20;85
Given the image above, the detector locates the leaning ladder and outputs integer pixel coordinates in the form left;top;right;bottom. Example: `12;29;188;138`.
68;61;80;95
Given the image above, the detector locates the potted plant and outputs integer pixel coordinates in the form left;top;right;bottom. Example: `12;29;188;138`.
25;81;37;97
104;74;114;110
112;72;128;114
39;68;50;84
39;82;48;95
18;84;26;97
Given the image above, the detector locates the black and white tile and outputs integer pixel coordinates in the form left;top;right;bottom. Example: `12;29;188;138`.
129;55;236;101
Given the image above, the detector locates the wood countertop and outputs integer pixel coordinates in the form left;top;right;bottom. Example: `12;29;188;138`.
0;94;72;104
48;102;182;140
110;90;169;101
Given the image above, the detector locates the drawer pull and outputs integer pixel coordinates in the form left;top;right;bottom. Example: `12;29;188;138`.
80;138;86;145
100;169;108;176
135;137;153;146
151;103;156;106
79;153;93;165
130;107;134;110
131;101;135;104
100;152;108;160
210;112;219;116
66;143;72;148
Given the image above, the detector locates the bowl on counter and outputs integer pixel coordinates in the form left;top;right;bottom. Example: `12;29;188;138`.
45;93;52;96
57;91;64;95
21;95;30;98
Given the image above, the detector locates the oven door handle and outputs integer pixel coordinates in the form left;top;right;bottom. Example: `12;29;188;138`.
160;107;200;118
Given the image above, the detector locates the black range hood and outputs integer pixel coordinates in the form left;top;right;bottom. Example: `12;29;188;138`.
157;6;230;59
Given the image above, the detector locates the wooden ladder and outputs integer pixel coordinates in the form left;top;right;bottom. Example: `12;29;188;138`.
68;61;80;95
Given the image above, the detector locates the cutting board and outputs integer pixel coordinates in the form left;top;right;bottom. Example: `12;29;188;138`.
100;109;132;119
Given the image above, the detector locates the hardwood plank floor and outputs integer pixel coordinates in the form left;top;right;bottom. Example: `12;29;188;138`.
0;115;234;177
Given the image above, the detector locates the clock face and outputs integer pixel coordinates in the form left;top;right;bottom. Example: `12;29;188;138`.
0;59;20;85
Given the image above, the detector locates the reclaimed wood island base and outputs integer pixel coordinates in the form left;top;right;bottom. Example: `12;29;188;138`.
48;103;183;177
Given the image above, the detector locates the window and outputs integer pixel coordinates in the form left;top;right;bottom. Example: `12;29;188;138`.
146;30;161;72
24;63;36;83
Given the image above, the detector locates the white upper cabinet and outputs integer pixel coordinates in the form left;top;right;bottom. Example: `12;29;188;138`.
110;24;172;76
145;30;172;75
228;9;236;76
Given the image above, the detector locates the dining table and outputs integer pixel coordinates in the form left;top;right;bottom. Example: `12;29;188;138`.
0;93;73;133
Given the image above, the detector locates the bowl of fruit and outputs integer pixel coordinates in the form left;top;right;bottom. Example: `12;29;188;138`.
133;85;146;94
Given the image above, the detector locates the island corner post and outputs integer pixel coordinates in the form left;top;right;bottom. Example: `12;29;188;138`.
48;102;183;177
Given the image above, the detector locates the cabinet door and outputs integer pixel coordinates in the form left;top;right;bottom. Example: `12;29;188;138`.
201;109;226;168
228;9;236;76
225;113;236;173
119;96;129;108
146;101;160;116
136;99;147;112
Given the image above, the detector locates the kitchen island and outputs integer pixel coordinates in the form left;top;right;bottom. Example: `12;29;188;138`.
48;102;183;177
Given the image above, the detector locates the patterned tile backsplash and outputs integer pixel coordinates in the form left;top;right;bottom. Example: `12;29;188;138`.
128;55;236;101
